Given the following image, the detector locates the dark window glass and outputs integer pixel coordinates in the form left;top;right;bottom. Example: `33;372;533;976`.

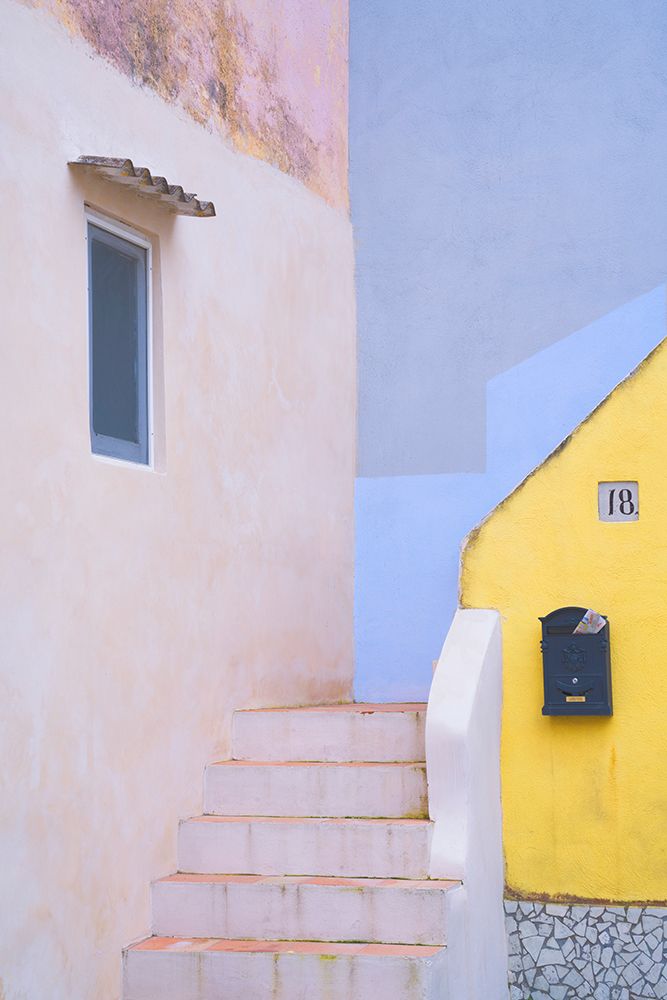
87;223;148;464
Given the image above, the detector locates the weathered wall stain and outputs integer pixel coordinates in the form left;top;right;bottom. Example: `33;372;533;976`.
37;0;348;206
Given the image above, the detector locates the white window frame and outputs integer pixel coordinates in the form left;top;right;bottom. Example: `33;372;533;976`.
85;208;154;469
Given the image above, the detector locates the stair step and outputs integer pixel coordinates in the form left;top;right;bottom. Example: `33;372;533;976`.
203;760;428;818
232;703;426;763
152;874;459;944
178;815;433;879
123;937;448;1000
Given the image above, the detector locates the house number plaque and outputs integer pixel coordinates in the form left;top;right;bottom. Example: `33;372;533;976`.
598;481;639;522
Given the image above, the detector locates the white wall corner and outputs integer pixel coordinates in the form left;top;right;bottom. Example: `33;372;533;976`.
426;608;509;1000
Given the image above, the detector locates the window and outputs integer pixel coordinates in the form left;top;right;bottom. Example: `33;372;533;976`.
87;218;150;464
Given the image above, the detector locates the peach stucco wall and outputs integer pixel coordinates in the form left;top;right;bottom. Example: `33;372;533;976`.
0;4;355;999
33;0;348;207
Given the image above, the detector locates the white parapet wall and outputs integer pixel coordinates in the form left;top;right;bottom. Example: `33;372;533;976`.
426;608;509;1000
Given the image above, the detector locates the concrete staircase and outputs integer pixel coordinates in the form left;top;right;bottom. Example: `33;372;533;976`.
122;703;460;999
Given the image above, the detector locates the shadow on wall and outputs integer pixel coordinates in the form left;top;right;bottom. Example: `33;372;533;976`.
353;0;667;477
351;0;667;700
355;288;666;702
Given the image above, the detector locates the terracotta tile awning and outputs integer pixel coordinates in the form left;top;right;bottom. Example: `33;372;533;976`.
68;156;215;218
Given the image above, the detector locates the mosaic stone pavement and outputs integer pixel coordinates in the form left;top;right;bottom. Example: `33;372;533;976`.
505;900;667;999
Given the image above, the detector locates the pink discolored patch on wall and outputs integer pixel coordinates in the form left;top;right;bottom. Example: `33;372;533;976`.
41;0;348;207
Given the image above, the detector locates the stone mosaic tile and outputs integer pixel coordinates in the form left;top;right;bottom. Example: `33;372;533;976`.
505;901;666;999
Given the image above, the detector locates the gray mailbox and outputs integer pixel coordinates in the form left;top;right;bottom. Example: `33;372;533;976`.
539;607;613;716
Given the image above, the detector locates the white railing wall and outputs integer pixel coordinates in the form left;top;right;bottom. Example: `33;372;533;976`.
426;608;509;1000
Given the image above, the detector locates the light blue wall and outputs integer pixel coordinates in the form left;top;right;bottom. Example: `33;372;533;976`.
351;0;667;701
355;291;665;701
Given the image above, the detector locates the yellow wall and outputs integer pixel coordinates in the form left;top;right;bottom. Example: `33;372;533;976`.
461;341;667;903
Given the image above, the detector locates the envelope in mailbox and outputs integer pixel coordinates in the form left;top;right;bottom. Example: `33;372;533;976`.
573;609;607;635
